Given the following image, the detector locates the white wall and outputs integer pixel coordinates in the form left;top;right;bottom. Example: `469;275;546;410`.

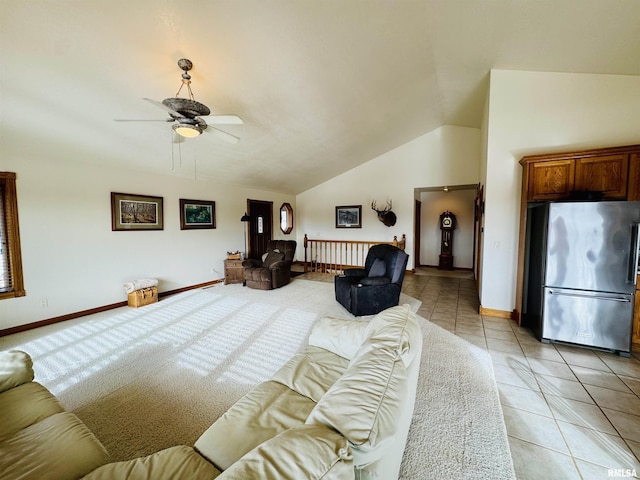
296;125;481;269
482;70;640;312
0;156;295;330
419;189;476;268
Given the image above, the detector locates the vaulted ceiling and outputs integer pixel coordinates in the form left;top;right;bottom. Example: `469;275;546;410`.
2;1;639;194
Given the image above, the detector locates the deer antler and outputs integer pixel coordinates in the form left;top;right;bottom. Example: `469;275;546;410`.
371;199;396;226
372;200;392;213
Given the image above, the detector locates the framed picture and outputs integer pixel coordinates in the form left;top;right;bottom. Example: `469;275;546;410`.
180;199;216;230
111;192;164;231
335;205;362;228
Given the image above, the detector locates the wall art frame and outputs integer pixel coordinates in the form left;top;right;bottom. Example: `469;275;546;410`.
335;205;362;228
180;199;216;230
111;192;164;231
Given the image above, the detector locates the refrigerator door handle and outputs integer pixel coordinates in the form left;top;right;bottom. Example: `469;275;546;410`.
547;290;631;303
628;224;640;285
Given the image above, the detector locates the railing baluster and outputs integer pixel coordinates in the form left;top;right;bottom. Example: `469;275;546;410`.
302;235;405;274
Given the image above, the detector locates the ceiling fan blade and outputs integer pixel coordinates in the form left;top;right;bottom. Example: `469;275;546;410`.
143;98;185;118
200;114;243;125
206;126;240;144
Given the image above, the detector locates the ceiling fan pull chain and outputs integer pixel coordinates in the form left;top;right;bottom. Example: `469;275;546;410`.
171;131;175;172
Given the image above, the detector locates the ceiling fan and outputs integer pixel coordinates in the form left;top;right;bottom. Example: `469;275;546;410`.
116;58;243;143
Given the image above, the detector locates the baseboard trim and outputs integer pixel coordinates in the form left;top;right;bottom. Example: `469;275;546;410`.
0;279;223;337
417;264;474;272
479;306;514;320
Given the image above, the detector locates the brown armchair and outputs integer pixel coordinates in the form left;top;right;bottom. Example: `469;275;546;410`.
242;240;297;290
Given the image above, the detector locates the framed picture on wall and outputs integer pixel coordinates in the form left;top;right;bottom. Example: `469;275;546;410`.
335;205;362;228
111;192;164;231
179;199;216;230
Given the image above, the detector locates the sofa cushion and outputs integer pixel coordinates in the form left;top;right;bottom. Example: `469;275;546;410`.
219;424;354;480
306;346;408;468
82;445;220;480
0;412;109;480
0;350;34;393
365;304;422;368
195;380;317;471
308;317;372;360
0;381;64;440
304;305;421;468
270;346;349;403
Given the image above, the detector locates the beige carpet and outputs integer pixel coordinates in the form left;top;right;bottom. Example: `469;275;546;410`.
0;278;514;479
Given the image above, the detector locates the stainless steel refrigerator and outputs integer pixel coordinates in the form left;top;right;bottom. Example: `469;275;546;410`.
523;201;640;355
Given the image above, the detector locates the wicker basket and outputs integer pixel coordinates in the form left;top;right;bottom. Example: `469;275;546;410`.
127;287;158;308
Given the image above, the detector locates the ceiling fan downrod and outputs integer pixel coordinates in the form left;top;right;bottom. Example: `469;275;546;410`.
175;58;195;101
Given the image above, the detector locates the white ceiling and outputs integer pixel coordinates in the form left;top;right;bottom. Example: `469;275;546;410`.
2;1;640;194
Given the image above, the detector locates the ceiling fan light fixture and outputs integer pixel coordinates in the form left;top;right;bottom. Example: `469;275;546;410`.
172;123;202;138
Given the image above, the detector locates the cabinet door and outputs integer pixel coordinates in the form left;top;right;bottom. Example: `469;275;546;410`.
527;160;575;201
628;154;640;201
575;154;629;199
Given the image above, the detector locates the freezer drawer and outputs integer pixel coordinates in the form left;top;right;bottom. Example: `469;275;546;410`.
542;287;634;353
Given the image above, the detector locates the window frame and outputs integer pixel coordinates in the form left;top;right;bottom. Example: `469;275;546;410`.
0;172;25;300
279;202;293;234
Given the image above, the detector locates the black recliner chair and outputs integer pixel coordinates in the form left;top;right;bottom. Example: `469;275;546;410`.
334;243;409;316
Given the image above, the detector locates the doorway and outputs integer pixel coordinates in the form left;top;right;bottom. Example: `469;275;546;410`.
247;199;273;260
414;198;422;268
413;184;478;273
474;184;484;292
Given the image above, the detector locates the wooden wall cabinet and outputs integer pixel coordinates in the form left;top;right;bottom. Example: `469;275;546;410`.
574;154;628;199
527;160;575;201
525;152;630;202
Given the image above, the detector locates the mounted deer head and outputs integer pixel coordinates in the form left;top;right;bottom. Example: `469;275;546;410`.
371;200;397;227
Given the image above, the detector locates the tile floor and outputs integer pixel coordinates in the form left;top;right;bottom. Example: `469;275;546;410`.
300;267;640;479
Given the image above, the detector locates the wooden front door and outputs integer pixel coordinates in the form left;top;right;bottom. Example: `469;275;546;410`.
247;199;273;260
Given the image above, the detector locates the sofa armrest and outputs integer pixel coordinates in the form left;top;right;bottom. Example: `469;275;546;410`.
359;276;390;286
268;260;289;271
218;425;353;480
82;446;218;480
242;259;261;269
342;268;366;278
0;350;34;393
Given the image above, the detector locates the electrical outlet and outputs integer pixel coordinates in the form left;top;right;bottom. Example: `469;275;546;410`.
40;298;49;308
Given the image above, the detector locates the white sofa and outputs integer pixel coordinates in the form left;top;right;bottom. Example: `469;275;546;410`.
0;303;422;480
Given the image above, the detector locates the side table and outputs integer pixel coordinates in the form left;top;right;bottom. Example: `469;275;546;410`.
224;258;244;285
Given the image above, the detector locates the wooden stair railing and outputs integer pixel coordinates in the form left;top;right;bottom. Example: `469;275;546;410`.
303;234;406;274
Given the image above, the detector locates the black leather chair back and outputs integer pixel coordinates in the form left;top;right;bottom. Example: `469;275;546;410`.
364;244;408;285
